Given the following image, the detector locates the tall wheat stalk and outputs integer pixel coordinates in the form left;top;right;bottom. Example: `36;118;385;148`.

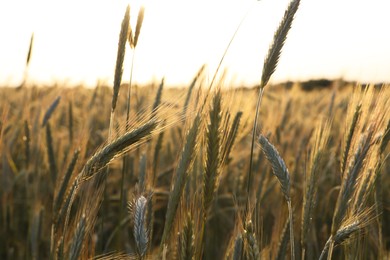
259;135;294;260
246;0;300;224
160;114;201;249
301;120;331;258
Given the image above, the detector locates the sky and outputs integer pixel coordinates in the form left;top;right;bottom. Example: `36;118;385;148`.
0;0;390;87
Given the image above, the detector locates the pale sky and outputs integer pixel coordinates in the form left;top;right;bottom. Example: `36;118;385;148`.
1;0;389;87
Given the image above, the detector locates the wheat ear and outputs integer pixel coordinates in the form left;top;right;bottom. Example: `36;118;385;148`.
42;96;61;127
246;0;300;223
160;114;201;249
258;135;294;260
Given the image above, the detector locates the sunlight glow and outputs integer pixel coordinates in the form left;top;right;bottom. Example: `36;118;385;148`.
1;0;389;87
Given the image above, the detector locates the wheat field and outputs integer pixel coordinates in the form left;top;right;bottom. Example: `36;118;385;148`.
1;1;389;259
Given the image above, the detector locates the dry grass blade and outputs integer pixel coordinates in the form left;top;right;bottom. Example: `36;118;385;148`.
260;0;300;89
42;96;61;127
258;135;290;200
112;5;130;112
82;119;158;180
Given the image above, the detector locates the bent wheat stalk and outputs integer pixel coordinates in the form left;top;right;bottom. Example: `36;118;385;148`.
259;135;294;260
246;0;300;222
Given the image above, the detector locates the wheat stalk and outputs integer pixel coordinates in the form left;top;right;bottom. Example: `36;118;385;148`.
150;78;164;119
129;195;149;258
82;119;158;180
232;233;243;260
244;220;260;260
258;134;294;259
246;0;300;227
178;213;195;260
301;120;331;256
42;96;61;127
53;149;80;214
46;123;58;184
112;5;130;114
160;114;201;249
68;214;86;260
341;104;361;174
133;6;145;49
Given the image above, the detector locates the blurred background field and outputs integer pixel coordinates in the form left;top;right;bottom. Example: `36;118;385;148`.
0;80;389;259
1;0;390;259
